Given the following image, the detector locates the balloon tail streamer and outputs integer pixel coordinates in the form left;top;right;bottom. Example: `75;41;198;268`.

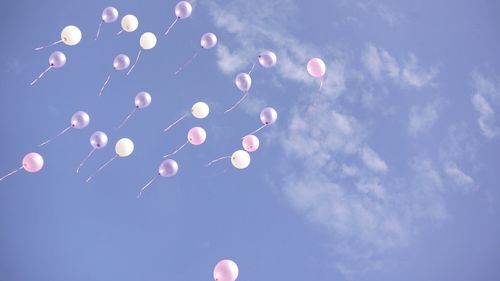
0;166;23;182
164;141;188;158
30;66;52;86
319;76;325;91
164;18;178;35
38;126;71;147
127;50;142;76
76;148;96;173
95;21;103;40
206;156;230;166
247;124;267;136
137;175;159;198
116;29;124;35
86;154;118;182
116;108;137;129
99;74;111;96
174;50;199;75
164;113;188;132
248;62;256;75
225;92;248;113
35;39;63;51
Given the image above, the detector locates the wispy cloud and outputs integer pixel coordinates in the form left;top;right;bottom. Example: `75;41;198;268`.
471;72;500;138
408;101;440;136
359;146;388;174
443;161;475;191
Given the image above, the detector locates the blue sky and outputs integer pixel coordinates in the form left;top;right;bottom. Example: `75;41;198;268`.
1;0;499;280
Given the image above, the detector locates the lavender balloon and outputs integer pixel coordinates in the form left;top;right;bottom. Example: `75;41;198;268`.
244;107;277;136
99;54;130;96
138;159;179;198
174;32;218;75
30;51;66;86
225;73;252;113
165;1;193;36
96;7;119;40
116;91;152;129
0;152;44;182
76;131;109;173
38;111;90;147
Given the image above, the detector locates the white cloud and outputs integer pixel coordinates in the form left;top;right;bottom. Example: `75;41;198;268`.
408;102;440;136
471;71;500;139
359;146;388;174
443;162;475;191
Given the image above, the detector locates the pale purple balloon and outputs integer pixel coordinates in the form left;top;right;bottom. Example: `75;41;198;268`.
242;135;260;152
49;51;66;68
260;107;277;125
213;259;239;281
90;131;108;149
22;152;44;173
71;111;90;129
135;91;152;108
113;54;130;70
201;32;217;49
159;159;178;177
258;50;277;68
102;7;119;23
187;127;206;145
235;73;252;92
175;1;192;19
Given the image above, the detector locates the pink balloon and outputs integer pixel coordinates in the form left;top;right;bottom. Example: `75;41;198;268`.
23;152;44;173
242;135;260;152
187;126;206;145
213;259;239;281
307;58;326;78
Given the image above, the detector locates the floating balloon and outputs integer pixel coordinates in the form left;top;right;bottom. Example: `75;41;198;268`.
213;259;239;281
127;32;157;76
0;153;44;182
76;131;108;173
225;73;252;113
30;51;66;85
117;14;139;35
99;54;130;96
164;127;206;157
174;32;218;75
86;138;134;182
164;1;193;36
35;25;82;50
38;111;90;147
163;101;210;132
137;159;178;198
95;7;119;40
249;50;277;74
245;107;278;136
242;135;260;152
116;91;152;128
207;149;251;169
307;58;326;89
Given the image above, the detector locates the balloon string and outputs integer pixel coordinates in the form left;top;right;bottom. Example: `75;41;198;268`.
86;154;118;182
127;49;142;76
247;124;267;136
164;18;178;35
164;112;189;132
117;29;124;35
319;76;325;90
76;148;96;173
248;62;256;75
35;39;63;51
174;50;199;75
116;108;137;129
99;74;111;96
0;166;23;182
225;92;249;113
95;21;103;40
30;66;52;86
164;141;188;158
137;174;159;198
38;126;72;147
206;156;230;166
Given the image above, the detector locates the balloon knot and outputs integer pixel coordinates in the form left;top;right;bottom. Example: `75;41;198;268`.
97;144;100;147
71;124;75;127
135;105;139;108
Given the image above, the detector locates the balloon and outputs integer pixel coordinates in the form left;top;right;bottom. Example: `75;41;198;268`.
135;91;152;108
159;159;178;177
213;259;239;281
258;50;277;68
191;102;209;119
23;153;44;173
90;131;108;149
187;127;206;145
201;32;217;49
61;25;82;46
115;138;134;157
175;1;193;19
140;32;157;50
121;15;139;32
260;107;277;125
49;51;66;68
231;150;251;169
307;58;326;78
113;54;130;70
71;111;90;128
242;135;260;152
102;7;119;23
235;73;252;92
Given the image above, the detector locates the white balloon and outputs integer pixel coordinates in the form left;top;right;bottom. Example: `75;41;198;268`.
61;25;82;46
231;150;251;169
121;15;139;32
191;102;209;119
175;1;193;19
201;33;217;49
235;73;252;92
115;138;134;157
258;50;277;68
140;32;157;50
